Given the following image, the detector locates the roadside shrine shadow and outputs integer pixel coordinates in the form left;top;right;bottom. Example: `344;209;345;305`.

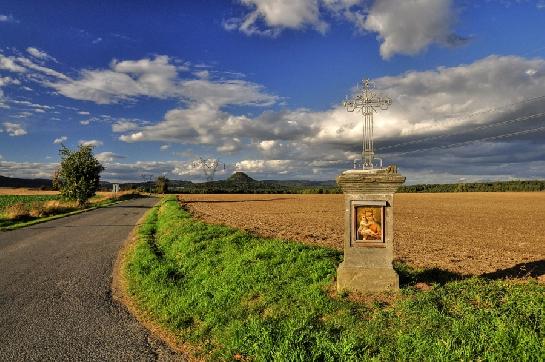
394;262;465;287
181;198;292;204
394;259;545;287
481;260;545;280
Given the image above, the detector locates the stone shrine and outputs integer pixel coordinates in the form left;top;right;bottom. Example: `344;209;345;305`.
336;166;405;292
337;79;405;292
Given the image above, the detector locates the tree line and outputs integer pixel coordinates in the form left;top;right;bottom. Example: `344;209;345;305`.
398;180;545;193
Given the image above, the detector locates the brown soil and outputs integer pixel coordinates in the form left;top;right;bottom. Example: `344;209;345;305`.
180;193;545;277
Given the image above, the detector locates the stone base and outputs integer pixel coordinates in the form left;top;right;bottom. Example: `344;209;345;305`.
336;262;399;293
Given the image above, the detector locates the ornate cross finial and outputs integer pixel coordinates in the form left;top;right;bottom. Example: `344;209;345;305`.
343;79;392;169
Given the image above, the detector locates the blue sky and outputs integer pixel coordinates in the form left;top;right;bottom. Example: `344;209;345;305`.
1;0;545;183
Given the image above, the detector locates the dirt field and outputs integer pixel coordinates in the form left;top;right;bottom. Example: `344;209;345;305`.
180;193;545;276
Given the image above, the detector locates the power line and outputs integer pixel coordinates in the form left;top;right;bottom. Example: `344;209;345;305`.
441;94;545;120
378;111;545;151
380;93;545;143
382;125;545;157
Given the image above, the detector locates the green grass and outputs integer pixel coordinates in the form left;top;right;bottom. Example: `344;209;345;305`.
125;196;545;361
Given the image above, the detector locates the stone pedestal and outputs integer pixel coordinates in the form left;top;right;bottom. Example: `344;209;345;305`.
336;166;405;293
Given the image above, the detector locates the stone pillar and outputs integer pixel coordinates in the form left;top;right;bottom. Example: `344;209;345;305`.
336;166;405;293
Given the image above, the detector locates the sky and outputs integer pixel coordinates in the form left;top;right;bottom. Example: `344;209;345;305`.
1;0;545;184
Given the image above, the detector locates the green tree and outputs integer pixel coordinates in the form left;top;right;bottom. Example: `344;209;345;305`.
155;176;169;194
55;145;104;206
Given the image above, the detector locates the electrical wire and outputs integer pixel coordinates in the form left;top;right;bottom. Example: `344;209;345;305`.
376;93;545;149
382;125;545;157
377;111;545;151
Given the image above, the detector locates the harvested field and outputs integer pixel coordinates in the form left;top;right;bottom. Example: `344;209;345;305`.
180;193;545;277
0;188;59;195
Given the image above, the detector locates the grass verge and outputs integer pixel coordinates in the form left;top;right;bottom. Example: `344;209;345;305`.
123;196;545;361
0;192;144;231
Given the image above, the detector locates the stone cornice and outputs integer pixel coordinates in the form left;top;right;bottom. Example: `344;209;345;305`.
336;168;406;194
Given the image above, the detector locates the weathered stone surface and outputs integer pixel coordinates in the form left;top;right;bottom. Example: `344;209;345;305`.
337;263;399;292
337;169;406;194
336;167;405;293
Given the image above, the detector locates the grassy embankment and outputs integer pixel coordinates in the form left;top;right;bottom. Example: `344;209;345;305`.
0;192;141;230
124;196;545;361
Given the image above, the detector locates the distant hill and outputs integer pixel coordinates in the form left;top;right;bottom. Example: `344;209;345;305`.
227;172;256;183
0;175;53;188
168;172;340;194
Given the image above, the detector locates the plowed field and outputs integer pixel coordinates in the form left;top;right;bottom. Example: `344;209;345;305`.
180;193;545;277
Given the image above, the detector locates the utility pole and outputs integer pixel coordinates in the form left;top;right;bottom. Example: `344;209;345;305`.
192;158;225;182
140;173;154;196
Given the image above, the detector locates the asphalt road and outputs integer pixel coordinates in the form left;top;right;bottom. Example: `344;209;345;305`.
0;197;183;361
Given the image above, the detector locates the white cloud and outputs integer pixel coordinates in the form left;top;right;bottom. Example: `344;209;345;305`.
0;54;26;73
95;151;126;162
80;119;91;125
227;0;463;58
112;119;140;132
217;137;242;153
48;55;277;106
194;70;209;79
236;159;296;172
53;136;67;144
3;122;27;136
26;47;57;62
227;0;328;37
180;79;277;107
50;55;179;104
77;111;90;115
79;139;103;147
0;14;16;23
0;160;58;179
363;0;463;59
15;56;68;80
160;144;170;150
0;76;18;87
0;77;18;108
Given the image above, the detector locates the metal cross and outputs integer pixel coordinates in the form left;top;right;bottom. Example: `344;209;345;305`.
343;79;392;169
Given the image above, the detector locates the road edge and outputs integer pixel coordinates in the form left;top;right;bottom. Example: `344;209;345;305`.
111;198;198;361
0;196;142;232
